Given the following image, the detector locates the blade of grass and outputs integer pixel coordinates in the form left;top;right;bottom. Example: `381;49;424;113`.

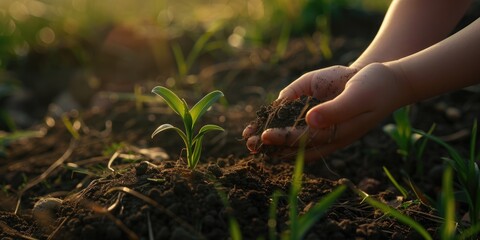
344;179;432;240
62;115;80;140
407;178;433;206
186;23;221;70
470;119;477;163
414;123;436;176
289;136;307;238
363;196;432;240
297;185;346;238
268;190;283;240
440;166;456;240
213;182;243;240
458;223;480;240
172;42;187;79
383;166;408;198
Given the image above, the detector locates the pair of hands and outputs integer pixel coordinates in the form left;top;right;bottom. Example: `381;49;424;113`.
243;63;411;161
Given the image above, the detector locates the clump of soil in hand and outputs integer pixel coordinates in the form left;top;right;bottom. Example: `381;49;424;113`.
246;95;323;154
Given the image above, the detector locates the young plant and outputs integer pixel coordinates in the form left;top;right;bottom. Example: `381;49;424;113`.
172;22;223;81
415;120;480;227
269;136;346;240
383;106;421;159
440;166;456;240
349;165;480;240
151;86;224;169
383;106;435;175
342;178;433;240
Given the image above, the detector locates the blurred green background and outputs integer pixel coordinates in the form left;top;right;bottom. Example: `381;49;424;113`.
0;0;390;130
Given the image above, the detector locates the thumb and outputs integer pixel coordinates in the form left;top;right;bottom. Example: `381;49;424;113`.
305;81;373;129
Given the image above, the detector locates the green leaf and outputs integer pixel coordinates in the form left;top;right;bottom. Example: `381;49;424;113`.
363;195;432;240
172;43;187;78
470;119;477;163
440;166;456;240
151;124;188;146
289;135;307;238
190;135;204;169
182;100;194;138
458;223;480;240
190;90;224;126
414;129;466;173
297;185;346;239
193;124;224;142
152;86;186;117
268;190;283;240
383;167;408;198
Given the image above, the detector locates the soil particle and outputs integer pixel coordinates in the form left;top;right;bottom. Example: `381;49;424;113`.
135;161;149;175
246;95;323;154
253;96;322;130
207;164;223;177
31;197;63;233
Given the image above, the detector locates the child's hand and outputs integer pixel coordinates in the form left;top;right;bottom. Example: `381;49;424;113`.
243;63;411;161
243;65;357;157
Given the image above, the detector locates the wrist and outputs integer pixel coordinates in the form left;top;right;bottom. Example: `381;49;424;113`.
383;61;418;107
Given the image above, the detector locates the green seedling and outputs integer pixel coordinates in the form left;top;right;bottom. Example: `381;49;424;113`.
62;114;80;140
268;137;346;240
344;178;433;240
415;120;480;227
172;22;222;81
151;86;224;169
383;106;421;159
383;106;435;176
440;166;457;240
214;182;243;240
383;166;408;198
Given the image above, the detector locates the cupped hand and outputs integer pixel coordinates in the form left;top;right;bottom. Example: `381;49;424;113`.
243;65;358;156
243;63;412;161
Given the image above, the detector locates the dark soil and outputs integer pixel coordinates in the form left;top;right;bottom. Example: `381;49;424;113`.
252;96;322;131
2;9;480;240
3;79;479;240
246;95;323;154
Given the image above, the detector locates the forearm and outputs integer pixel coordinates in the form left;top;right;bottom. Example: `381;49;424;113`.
386;18;480;105
351;0;471;69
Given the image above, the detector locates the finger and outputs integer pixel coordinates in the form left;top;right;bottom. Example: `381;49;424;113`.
306;79;376;129
261;127;333;147
269;110;384;161
309;74;349;102
242;123;258;139
278;66;356;100
263;144;339;162
278;73;314;100
246;136;262;153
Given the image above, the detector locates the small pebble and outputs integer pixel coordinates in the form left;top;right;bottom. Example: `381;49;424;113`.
445;107;461;121
207;165;223;177
32;197;63;232
135;161;148;176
